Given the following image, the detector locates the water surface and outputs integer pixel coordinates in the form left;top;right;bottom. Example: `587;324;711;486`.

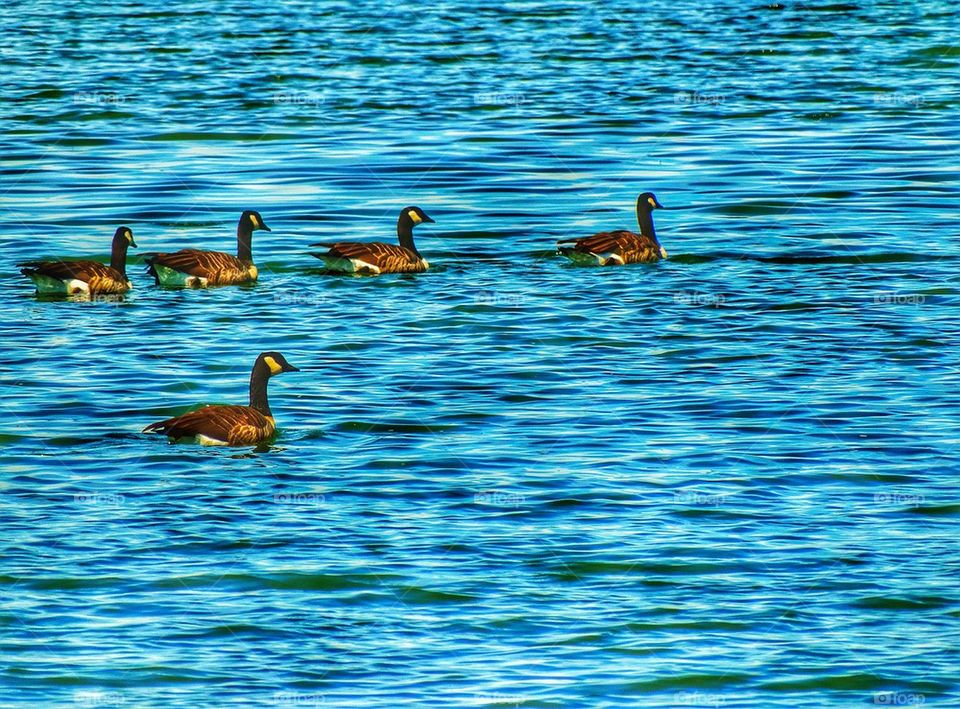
2;1;959;706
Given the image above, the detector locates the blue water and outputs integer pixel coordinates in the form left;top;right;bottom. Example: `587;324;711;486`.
3;1;960;706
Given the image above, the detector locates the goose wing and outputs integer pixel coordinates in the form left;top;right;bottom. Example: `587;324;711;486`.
558;230;645;255
558;230;663;263
19;259;121;283
143;404;273;445
312;242;423;272
146;249;247;278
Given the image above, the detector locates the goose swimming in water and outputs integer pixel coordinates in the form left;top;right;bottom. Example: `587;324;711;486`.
557;192;667;266
142;351;299;446
145;210;270;287
19;226;137;296
310;206;435;275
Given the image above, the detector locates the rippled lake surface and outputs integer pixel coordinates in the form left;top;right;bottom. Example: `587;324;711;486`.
2;1;959;706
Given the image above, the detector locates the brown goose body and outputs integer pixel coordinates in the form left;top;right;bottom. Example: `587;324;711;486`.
311;206;434;275
144;404;276;446
146;210;269;287
19;227;136;295
146;248;257;287
316;242;427;274
558;230;665;266
142;351;299;447
558;192;667;266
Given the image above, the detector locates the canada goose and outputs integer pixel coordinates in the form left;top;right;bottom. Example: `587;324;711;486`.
19;226;137;296
142;351;299;446
310;206;434;274
557;192;667;265
145;210;270;287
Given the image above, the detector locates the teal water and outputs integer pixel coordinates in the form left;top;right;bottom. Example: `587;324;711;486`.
2;1;959;706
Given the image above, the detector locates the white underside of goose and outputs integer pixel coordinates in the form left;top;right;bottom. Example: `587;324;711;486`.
27;274;90;294
561;249;624;266
154;264;209;288
320;256;381;274
196;434;230;446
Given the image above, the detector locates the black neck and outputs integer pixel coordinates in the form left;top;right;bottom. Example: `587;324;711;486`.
237;223;253;262
110;237;129;275
249;362;271;416
397;214;418;254
636;205;657;241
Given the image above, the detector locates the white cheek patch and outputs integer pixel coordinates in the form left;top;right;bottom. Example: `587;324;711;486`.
264;356;283;375
407;210;422;224
249;214;260;227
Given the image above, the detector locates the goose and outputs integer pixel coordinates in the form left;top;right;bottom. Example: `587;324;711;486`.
142;351;299;446
19;226;137;296
557;192;667;265
145;210;270;287
310;206;434;274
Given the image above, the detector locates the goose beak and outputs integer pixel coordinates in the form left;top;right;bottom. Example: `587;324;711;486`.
283;362;300;373
130;238;138;248
422;213;436;224
260;222;272;232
